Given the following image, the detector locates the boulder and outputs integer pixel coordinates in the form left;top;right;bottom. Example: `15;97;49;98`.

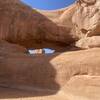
75;36;100;48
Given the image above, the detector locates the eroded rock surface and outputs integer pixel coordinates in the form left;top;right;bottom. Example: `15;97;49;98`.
72;0;100;38
0;0;100;100
0;0;76;49
0;43;100;100
75;36;100;49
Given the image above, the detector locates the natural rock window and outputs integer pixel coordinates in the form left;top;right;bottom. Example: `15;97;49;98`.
28;48;55;55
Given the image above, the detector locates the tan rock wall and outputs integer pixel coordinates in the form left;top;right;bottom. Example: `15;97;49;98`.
72;0;100;38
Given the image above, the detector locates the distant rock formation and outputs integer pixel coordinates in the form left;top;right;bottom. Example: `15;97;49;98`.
32;49;45;54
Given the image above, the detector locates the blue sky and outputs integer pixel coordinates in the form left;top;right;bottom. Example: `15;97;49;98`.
29;48;55;54
21;0;75;10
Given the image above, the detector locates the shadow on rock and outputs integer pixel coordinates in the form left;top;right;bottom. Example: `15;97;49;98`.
0;41;60;99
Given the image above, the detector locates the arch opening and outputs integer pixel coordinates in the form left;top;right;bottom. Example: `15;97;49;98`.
28;48;55;55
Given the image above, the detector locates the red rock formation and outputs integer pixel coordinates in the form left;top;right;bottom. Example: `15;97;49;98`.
0;0;76;49
0;40;27;53
0;0;100;100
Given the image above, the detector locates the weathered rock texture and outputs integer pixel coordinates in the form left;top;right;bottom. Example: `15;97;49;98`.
0;0;100;100
0;0;77;50
72;0;100;38
76;36;100;48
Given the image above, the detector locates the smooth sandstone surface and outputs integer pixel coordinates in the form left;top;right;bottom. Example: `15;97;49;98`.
0;44;100;100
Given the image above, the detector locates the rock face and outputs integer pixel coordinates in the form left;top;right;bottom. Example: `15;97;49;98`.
0;0;100;100
0;0;76;49
76;36;100;48
0;43;100;99
0;40;27;53
72;0;100;38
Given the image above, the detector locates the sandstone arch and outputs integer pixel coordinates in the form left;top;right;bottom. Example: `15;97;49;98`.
0;0;100;100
